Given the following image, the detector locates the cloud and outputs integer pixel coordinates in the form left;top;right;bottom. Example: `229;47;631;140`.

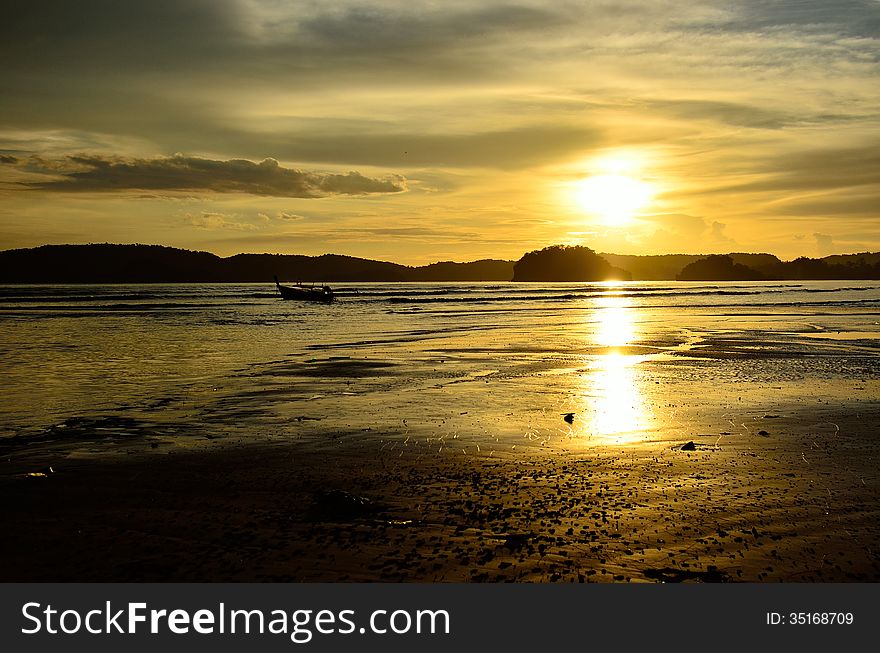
643;213;708;236
1;2;875;172
0;0;243;72
185;211;259;231
0;154;17;164
719;0;880;39
814;232;834;255
757;144;880;192
3;124;603;171
710;220;732;242
769;188;880;218
0;1;569;78
640;213;737;250
21;154;405;197
1;1;879;259
217;224;482;246
336;226;474;239
693;143;880;196
269;124;603;169
298;3;567;55
644;99;793;129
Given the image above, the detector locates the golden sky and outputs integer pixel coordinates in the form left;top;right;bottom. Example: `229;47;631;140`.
1;0;878;264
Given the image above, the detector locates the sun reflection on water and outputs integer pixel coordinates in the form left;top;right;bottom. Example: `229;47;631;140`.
582;292;653;442
595;294;636;348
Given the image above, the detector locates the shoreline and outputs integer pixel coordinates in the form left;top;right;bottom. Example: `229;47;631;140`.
3;400;878;583
2;280;878;582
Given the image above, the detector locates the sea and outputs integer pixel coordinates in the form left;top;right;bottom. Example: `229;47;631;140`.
1;281;879;454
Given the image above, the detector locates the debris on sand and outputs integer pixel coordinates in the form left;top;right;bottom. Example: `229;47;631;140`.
562;412;575;424
501;533;531;551
643;566;728;583
679;440;722;452
23;466;54;478
308;489;381;521
757;430;770;436
384;519;414;527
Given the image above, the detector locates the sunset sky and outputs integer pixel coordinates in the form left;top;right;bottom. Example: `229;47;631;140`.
1;0;878;264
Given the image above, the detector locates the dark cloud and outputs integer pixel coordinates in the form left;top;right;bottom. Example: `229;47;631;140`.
22;154;405;197
2;1;874;176
769;145;880;190
0;1;567;80
299;3;567;55
720;0;880;39
270;124;603;169
645;99;793;129
698;143;880;195
0;0;242;72
773;190;880;218
0;3;600;170
0;121;602;171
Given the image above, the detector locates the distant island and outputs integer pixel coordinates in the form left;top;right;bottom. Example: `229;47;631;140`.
676;254;765;281
0;243;879;283
512;245;630;281
674;252;880;281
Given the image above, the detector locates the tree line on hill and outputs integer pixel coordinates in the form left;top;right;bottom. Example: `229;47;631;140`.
0;244;514;283
514;246;880;281
675;253;880;281
0;243;878;283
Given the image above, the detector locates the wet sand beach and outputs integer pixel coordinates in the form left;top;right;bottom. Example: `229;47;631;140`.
2;398;879;582
1;281;879;581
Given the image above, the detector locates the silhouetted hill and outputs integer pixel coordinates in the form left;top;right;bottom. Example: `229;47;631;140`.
2;243;879;283
677;255;765;281
512;245;630;282
0;244;514;283
675;253;880;281
600;252;781;280
220;253;410;282
407;259;514;282
0;244;223;283
758;256;880;280
822;252;880;266
728;252;783;269
599;253;699;280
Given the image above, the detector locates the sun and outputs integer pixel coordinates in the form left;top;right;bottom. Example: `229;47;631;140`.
574;175;652;225
570;153;655;226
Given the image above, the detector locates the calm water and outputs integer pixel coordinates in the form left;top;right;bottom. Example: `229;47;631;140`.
2;281;879;451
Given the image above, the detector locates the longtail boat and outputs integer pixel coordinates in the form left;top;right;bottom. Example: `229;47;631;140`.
273;275;334;303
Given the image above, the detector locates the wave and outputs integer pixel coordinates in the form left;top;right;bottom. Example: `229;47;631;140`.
1;282;876;314
0;302;241;311
802;286;879;293
382;289;803;304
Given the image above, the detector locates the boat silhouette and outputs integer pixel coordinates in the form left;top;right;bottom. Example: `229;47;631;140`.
273;275;334;303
